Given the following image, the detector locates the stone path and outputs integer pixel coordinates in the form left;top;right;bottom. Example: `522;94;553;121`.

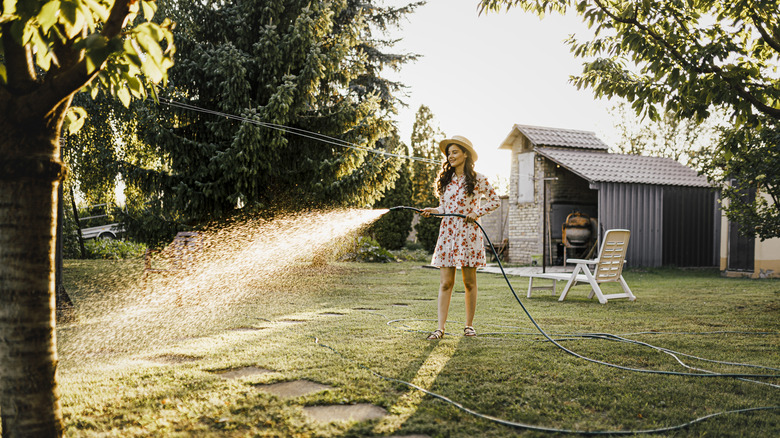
303;403;388;422
215;366;274;379
150;309;436;434
257;380;331;399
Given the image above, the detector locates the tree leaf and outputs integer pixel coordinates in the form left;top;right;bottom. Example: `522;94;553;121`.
141;0;157;21
117;85;131;107
37;1;61;32
64;105;88;134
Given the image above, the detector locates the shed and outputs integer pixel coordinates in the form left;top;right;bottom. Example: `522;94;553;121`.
495;124;719;267
719;187;780;278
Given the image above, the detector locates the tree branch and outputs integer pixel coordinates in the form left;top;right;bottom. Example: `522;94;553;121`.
101;0;132;39
590;0;780;120
751;15;780;55
1;23;37;94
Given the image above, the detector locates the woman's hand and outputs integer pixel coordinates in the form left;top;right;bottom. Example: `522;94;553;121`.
465;212;478;223
421;207;438;218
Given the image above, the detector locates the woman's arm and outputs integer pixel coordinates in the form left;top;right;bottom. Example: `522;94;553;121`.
475;174;500;218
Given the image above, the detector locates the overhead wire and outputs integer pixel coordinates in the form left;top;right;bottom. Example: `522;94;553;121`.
157;98;440;165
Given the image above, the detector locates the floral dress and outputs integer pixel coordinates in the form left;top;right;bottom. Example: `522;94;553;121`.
431;172;500;268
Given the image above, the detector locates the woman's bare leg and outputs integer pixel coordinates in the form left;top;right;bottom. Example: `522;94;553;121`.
437;267;456;332
462;267;478;327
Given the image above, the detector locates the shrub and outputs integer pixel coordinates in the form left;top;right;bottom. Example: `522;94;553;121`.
340;236;397;263
84;239;147;260
369;207;413;250
391;248;430;262
414;215;441;253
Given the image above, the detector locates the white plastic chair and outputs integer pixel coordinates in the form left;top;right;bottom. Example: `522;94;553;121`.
527;229;636;304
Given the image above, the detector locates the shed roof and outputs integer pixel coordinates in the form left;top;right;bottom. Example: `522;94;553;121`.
500;124;609;151
536;147;712;188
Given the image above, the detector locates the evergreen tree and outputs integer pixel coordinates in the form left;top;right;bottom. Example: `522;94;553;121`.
409;105;443;252
369;135;414;250
131;0;423;222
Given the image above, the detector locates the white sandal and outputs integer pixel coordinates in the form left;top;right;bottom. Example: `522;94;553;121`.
427;329;444;340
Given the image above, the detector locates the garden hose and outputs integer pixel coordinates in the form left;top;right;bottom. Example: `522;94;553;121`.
311;206;780;435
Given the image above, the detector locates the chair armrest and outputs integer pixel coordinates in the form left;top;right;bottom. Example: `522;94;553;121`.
566;258;598;264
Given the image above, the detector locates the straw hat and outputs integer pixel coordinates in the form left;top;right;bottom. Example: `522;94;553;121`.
438;135;478;162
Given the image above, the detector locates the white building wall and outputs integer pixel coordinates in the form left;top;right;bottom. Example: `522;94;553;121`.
505;141;544;264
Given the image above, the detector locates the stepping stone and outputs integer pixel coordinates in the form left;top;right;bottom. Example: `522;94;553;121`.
215;366;274;379
303;403;387;422
392;303;409;307
387;435;431;438
148;354;203;364
257;379;332;399
227;326;264;332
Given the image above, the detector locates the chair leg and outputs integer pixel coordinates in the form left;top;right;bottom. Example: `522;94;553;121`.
619;276;637;301
558;264;583;302
580;265;608;304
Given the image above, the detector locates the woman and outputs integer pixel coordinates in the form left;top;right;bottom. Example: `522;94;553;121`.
421;135;500;339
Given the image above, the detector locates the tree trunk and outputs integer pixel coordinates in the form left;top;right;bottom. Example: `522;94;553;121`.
56;183;76;324
69;177;87;259
0;121;65;435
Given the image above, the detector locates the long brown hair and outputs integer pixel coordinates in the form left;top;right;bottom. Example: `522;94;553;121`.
435;144;476;197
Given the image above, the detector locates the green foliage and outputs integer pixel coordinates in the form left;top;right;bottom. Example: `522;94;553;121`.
409;105;442;206
479;0;780;123
83;238;146;260
370;135;414;250
370;105;444;250
118;201;188;250
702;118;780;240
414;215;441;253
61;188;85;259
340;236;397;262
608;101;725;169
369;171;414;250
409;104;442;252
391;241;431;262
0;0;174;107
128;0;421;222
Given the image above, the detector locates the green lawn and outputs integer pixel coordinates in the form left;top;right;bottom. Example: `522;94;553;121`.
59;259;780;437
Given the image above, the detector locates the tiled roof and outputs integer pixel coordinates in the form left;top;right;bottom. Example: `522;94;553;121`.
536;147;712;187
512;124;609;150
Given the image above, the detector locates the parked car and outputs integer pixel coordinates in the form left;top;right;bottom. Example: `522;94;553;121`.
76;204;125;240
80;223;125;240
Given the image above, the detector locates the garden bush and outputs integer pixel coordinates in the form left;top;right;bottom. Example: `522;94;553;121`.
84;239;147;260
340;236;397;263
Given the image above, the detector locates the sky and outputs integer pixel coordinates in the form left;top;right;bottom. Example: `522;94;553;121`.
383;0;622;181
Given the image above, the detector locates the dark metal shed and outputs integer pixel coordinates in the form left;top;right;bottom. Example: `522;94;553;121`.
535;147;718;267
